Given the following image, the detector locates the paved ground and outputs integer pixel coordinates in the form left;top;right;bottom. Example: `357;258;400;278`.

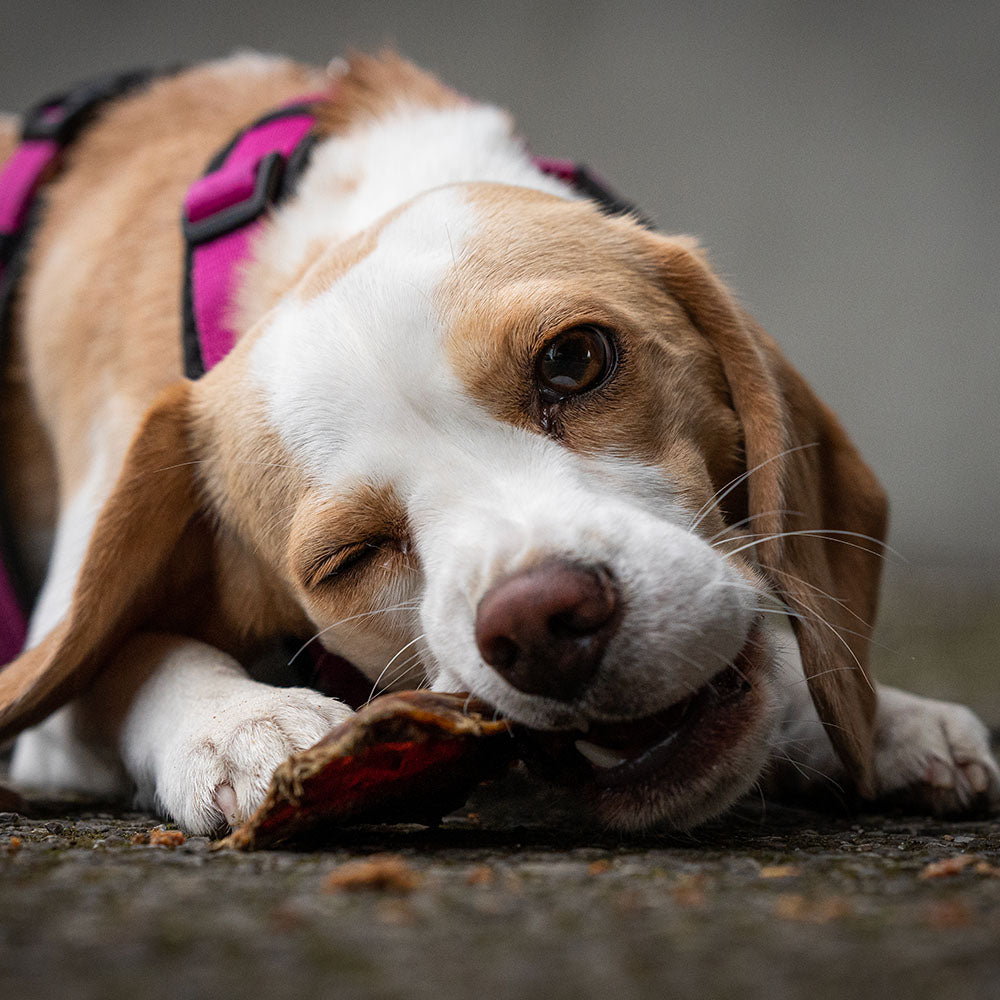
2;582;998;999
2;772;999;1000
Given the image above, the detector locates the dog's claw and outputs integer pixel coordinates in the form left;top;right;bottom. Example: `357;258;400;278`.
214;784;240;828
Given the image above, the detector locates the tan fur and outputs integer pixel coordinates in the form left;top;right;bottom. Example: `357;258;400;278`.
313;49;463;136
295;213;400;303
0;114;16;161
0;58;331;738
0;384;197;733
18;56;328;497
188;337;417;676
442;187;745;515
648;240;886;793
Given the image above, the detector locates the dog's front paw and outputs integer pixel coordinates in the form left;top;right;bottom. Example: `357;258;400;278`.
872;687;1000;815
156;686;352;834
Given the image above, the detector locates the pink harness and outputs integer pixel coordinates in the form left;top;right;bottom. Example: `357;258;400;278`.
0;72;639;682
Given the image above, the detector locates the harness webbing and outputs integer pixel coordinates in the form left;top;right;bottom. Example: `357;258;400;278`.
181;100;324;379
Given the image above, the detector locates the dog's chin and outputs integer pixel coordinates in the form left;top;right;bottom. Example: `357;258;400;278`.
514;629;776;831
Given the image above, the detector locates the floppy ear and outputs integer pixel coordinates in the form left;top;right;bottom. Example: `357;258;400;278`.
0;382;200;741
652;237;888;796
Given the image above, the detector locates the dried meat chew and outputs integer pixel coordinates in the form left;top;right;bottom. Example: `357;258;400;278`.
217;691;516;850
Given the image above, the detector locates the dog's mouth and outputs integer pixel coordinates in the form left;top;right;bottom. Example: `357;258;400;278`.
516;626;767;792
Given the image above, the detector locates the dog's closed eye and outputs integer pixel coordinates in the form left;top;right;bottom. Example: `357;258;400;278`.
304;537;412;589
291;484;413;593
306;539;391;587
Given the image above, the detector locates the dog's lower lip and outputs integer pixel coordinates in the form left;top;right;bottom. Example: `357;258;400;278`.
563;632;761;789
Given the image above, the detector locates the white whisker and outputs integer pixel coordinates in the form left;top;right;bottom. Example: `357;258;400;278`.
705;509;802;546
365;634;427;705
288;600;421;664
687;442;820;532
717;528;902;562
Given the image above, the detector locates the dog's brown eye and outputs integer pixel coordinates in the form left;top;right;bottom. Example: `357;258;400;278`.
536;326;615;398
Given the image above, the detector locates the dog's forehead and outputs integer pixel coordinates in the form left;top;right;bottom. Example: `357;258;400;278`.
248;186;493;480
247;183;663;493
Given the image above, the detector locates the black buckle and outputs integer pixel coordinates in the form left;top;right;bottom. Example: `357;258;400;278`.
21;69;156;145
183;151;286;247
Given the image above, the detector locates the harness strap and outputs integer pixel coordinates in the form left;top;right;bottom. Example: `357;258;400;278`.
181;99;324;379
0;70;161;666
0;550;22;667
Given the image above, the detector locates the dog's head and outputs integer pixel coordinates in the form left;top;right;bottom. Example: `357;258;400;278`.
0;182;886;829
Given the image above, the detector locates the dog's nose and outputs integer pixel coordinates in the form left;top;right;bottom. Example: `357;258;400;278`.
474;560;620;701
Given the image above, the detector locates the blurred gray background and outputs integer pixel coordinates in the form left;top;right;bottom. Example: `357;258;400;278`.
2;0;998;707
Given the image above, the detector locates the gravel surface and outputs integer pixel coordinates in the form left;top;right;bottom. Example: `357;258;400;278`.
2;769;999;1000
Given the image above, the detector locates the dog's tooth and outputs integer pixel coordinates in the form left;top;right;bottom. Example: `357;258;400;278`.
574;740;627;769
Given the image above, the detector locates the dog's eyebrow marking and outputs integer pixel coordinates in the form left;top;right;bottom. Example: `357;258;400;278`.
295;217;387;303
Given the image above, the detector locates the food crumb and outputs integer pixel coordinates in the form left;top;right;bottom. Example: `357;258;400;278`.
323;854;420;893
672;874;707;907
925;899;974;928
588;859;613;876
377;899;416;925
130;832;149;845
465;864;495;886
760;864;802;879
7;835;22;854
775;894;851;923
616;888;644;912
919;855;976;880
148;828;186;848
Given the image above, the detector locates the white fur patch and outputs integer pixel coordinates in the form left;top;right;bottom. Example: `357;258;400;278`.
119;637;351;834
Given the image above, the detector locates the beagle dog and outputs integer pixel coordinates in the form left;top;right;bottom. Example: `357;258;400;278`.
1;52;997;834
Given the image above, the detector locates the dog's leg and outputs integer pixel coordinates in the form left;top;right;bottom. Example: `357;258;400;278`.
10;447;123;793
767;631;1000;813
13;632;351;833
107;633;352;834
9;705;131;797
